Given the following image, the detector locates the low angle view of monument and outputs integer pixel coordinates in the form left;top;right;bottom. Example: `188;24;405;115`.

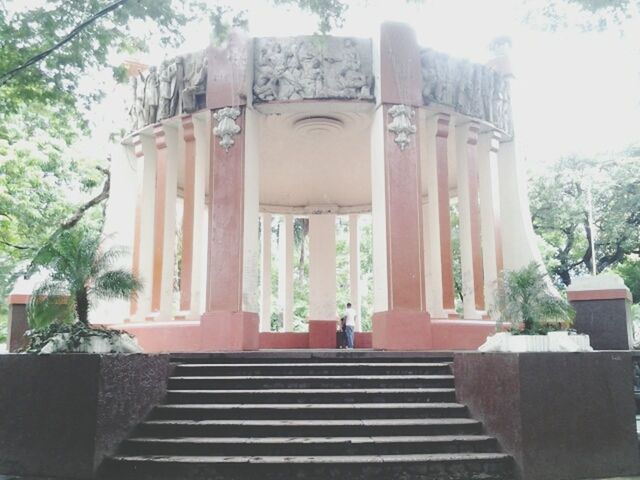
2;1;640;479
99;23;539;353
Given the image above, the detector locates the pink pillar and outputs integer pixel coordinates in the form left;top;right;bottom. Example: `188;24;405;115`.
129;135;144;317
151;125;167;313
372;23;431;350
435;115;455;311
200;32;258;351
179;116;195;312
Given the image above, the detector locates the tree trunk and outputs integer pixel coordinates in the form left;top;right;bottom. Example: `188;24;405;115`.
75;287;90;325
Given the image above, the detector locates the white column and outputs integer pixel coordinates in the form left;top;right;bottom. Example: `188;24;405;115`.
137;134;157;321
159;126;179;321
478;130;503;309
190;117;208;318
309;214;337;320
498;140;546;271
349;214;361;331
422;114;444;316
260;213;272;331
242;108;260;314
456;123;483;319
282;215;294;331
370;106;389;313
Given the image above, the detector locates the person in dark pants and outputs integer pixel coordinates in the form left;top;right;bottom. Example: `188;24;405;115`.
343;302;356;349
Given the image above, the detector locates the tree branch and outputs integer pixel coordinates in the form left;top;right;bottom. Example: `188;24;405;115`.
0;0;129;85
0;239;32;250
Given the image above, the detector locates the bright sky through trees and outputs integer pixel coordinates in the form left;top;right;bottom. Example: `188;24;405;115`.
81;0;640;173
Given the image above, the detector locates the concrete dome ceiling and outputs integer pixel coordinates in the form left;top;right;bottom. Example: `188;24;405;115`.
258;106;373;211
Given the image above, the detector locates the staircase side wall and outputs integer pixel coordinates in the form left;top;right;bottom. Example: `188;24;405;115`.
454;352;640;480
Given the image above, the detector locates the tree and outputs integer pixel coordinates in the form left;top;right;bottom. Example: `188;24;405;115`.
27;225;142;328
493;262;574;334
529;149;640;287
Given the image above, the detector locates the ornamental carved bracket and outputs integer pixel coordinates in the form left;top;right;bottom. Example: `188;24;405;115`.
213;107;241;152
387;105;416;151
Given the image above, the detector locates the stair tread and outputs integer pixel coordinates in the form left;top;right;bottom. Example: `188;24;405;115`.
167;388;456;394
156;402;465;409
177;364;452;367
170;375;454;380
143;418;479;426
111;452;510;464
126;435;494;444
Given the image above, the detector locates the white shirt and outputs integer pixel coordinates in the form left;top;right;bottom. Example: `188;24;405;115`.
344;307;357;327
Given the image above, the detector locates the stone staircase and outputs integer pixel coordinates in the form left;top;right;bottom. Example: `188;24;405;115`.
103;352;513;480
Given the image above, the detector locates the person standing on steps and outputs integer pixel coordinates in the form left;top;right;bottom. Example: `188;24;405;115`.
343;302;357;349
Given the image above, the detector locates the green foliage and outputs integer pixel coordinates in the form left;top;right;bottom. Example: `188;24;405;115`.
27;225;142;327
23;321;131;353
616;259;640;304
530;149;640;287
493;262;575;335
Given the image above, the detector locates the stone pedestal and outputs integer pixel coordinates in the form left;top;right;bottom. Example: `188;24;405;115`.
455;352;640;480
567;274;634;350
200;311;260;351
7;295;29;352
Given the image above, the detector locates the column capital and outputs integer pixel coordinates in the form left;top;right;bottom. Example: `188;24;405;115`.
480;129;502;153
153;125;167;149
133;134;144;158
458;122;480;145
181;115;195;142
434;113;451;138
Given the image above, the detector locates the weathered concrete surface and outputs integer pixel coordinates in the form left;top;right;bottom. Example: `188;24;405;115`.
0;354;170;479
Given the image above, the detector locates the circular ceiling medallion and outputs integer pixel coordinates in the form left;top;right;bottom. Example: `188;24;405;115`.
293;115;345;137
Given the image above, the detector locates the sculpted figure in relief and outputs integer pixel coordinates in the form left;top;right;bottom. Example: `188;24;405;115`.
144;66;159;125
470;65;485;119
182;52;208;113
253;37;372;102
455;61;474;115
158;56;183;120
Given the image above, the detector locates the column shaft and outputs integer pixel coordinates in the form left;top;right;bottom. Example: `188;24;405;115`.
151;126;168;313
260;213;272;331
349;214;361;331
179;116;196;312
283;215;294;331
456;122;484;318
478;130;503;308
309;214;337;320
137;135;157;320
129;136;144;317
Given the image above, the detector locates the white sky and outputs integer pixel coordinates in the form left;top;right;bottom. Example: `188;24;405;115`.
83;0;640;171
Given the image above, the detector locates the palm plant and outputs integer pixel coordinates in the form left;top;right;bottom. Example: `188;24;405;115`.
493;262;574;335
27;226;142;328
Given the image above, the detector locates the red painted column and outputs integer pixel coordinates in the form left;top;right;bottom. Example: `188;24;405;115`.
200;31;258;351
151;125;167;313
179;116;195;312
372;23;432;350
129;135;144;317
435;115;455;311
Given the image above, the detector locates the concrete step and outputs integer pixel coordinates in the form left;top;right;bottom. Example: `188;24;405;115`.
136;417;485;438
104;452;513;480
169;352;455;365
165;387;457;404
172;362;452;376
120;435;498;456
168;374;455;390
149;402;469;421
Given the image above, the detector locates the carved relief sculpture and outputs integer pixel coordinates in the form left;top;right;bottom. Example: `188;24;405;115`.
253;36;373;102
420;48;514;135
182;51;208;113
387;105;416;151
143;66;159;125
213;107;241;152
